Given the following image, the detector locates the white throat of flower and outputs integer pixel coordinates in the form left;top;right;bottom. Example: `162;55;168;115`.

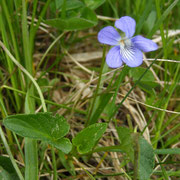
118;38;135;61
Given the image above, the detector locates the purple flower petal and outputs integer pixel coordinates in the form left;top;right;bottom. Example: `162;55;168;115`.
115;16;136;38
120;47;143;67
132;35;158;52
106;46;123;68
98;26;121;45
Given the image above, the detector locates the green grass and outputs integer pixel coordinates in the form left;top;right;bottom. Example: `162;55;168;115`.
0;0;179;179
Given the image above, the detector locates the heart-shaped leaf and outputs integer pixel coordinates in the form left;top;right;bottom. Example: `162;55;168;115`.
138;137;154;180
72;123;107;154
129;67;155;82
3;112;72;153
50;138;72;154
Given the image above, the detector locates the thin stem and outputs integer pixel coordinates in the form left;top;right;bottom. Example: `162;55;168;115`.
133;133;139;180
24;138;38;180
51;147;57;180
86;46;106;126
13;132;25;161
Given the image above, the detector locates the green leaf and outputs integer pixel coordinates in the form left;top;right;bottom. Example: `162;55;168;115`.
3;112;72;153
129;67;158;93
55;0;84;11
143;11;157;34
84;0;106;10
0;166;12;180
45;17;95;30
0;156;19;180
129;67;155;82
45;7;97;30
81;7;97;23
72;123;107;154
136;1;153;34
138;81;158;94
116;127;134;161
138;137;154;180
51;138;72;154
4;113;69;139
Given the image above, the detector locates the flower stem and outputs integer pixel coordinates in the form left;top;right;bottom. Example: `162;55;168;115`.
86;46;107;126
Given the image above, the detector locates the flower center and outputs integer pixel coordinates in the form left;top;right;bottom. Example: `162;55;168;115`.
120;40;125;45
119;38;132;48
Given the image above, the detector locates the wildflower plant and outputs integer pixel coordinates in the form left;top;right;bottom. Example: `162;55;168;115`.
0;1;179;180
98;16;158;68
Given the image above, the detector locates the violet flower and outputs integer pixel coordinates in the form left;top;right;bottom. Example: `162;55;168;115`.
98;16;158;68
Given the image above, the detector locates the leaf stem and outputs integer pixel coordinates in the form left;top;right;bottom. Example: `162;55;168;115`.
51;147;57;180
